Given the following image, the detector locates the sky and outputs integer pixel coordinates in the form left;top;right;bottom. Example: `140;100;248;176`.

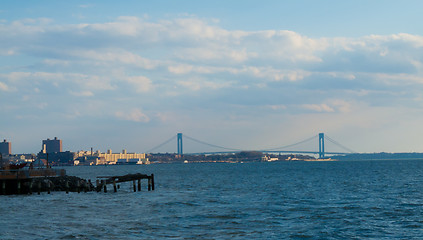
1;0;423;154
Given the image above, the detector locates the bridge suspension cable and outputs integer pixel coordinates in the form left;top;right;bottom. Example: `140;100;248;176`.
183;135;244;152
260;134;319;152
146;132;356;155
324;135;356;153
146;135;177;153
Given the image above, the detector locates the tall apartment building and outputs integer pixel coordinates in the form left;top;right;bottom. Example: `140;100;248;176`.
0;139;12;156
42;137;63;153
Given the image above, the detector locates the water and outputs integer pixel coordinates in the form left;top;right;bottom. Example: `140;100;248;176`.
2;160;423;239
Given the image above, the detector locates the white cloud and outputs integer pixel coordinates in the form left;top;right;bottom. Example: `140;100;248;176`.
267;105;287;110
37;102;48;109
4;72;31;82
2;72;115;93
43;59;70;66
302;104;335;113
177;78;232;91
301;100;353;113
115;108;150;122
0;18;421;99
168;64;194;74
3;16;423;152
0;49;15;56
70;90;94;97
176;47;251;63
88;16;142;36
168;18;230;42
0;82;10;91
328;99;352;113
71;74;115;91
154;112;176;123
71;50;157;69
126;76;152;93
229;67;311;82
78;4;93;8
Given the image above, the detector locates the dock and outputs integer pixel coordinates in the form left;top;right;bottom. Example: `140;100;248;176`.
0;168;67;195
1;169;155;195
96;173;155;192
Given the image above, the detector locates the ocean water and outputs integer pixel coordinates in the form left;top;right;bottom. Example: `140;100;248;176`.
1;160;423;239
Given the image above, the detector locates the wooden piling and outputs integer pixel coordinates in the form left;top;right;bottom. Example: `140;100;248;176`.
29;180;33;195
102;180;107;193
151;174;155;191
17;180;21;194
113;179;117;192
65;181;69;194
133;180;136;192
37;181;41;195
96;180;100;192
137;179;141;191
2;181;5;195
148;178;151;191
47;180;51;194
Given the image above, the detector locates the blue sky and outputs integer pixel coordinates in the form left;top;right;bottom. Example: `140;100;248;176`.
1;1;423;154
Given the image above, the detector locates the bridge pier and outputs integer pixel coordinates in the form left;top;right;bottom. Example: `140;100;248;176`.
319;133;325;158
177;133;183;155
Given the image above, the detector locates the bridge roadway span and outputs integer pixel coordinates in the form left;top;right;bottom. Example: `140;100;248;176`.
185;150;348;155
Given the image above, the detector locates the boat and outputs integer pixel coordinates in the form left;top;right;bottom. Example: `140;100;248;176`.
3;162;28;170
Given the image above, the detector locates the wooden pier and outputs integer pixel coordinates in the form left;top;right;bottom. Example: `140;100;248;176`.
96;173;155;193
1;169;154;195
0;168;67;195
1;154;155;195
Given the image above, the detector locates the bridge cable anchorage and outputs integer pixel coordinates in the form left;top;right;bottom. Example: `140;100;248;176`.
183;135;244;152
259;134;319;152
146;135;177;153
324;135;357;153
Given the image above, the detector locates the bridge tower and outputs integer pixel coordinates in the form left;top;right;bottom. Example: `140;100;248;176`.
319;133;325;158
177;133;183;155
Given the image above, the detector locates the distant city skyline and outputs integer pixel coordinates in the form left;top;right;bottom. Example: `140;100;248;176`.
1;1;423;153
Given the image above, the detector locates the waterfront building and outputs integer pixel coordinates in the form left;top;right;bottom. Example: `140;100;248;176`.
0;139;11;156
261;155;279;162
74;149;149;165
37;137;74;165
37;151;76;166
7;154;36;163
99;149;147;164
74;155;106;166
76;150;101;158
42;137;62;153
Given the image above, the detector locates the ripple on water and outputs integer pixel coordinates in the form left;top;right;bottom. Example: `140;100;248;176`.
3;161;423;239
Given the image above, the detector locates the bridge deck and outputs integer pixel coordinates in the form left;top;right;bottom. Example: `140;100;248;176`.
185;150;348;155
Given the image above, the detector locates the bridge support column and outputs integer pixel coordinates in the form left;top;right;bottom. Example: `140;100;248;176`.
177;133;183;155
319;133;325;158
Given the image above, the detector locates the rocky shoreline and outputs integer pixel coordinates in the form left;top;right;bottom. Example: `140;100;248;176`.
29;176;95;193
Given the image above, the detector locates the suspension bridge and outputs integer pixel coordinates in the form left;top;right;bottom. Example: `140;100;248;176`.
146;133;355;158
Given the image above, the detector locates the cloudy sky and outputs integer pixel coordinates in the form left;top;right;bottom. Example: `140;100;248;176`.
1;0;423;154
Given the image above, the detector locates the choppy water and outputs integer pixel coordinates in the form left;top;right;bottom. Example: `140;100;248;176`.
1;160;423;239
